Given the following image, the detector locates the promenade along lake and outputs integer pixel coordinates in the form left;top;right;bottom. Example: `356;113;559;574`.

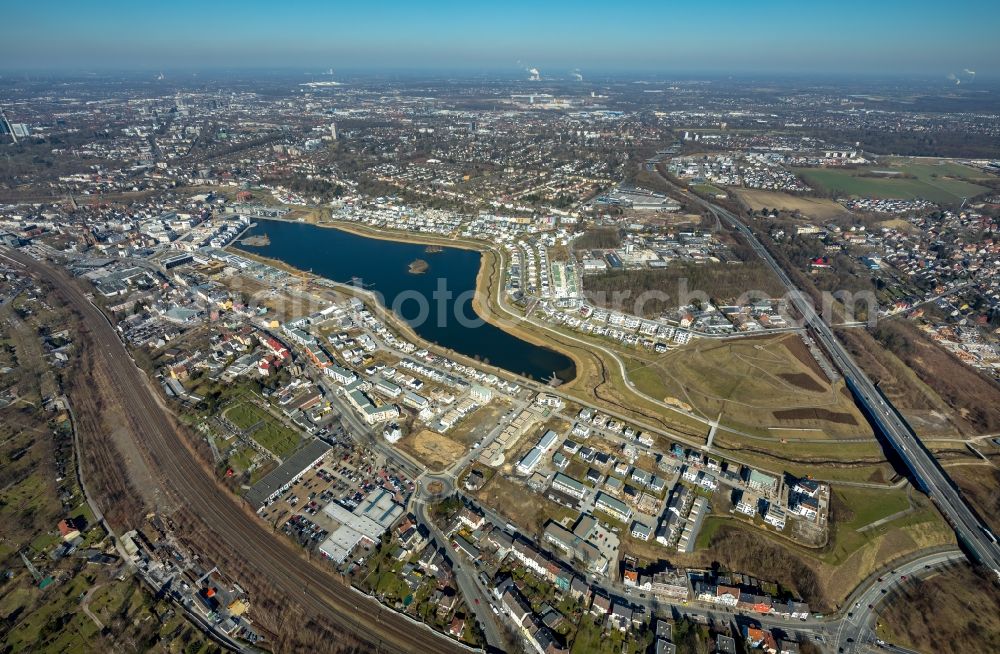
236;220;576;383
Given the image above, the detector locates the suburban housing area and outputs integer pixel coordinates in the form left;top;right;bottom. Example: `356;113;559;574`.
3;47;1000;654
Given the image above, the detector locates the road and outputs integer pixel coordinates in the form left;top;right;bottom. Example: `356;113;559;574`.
412;496;508;652
313;370;425;479
663;183;1000;581
16;218;995;653
80;584;105;629
455;487;967;654
3;247;473;654
835;549;966;654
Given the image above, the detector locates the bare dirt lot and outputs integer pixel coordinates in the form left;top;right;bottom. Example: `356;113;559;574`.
734;189;851;221
778;372;825;393
773;407;858;425
399;429;467;471
474;474;575;537
447;401;508;447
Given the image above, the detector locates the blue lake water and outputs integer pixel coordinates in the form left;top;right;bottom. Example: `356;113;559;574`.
236;219;576;383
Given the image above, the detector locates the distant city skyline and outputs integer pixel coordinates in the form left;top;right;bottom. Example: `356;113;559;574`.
1;0;997;77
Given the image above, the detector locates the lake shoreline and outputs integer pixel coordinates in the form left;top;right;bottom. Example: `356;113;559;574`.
231;218;581;384
315;221;589;387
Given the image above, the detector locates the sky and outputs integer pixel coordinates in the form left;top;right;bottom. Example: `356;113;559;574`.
1;0;997;76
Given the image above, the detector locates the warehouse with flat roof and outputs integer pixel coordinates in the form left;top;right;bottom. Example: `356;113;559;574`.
317;488;404;563
244;439;331;510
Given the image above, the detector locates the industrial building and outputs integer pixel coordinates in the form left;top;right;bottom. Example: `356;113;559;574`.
244;440;332;510
317;488;404;563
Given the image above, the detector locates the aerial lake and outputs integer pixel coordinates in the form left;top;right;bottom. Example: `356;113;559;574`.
235;219;576;383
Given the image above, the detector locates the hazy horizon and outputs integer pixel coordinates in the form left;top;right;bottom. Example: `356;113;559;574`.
1;0;996;78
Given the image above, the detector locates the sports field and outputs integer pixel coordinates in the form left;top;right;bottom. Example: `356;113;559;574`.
793;158;991;205
690;182;727;198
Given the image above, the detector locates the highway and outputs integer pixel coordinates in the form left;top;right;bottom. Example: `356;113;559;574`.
665;182;1000;581
12;218;998;653
3;247;474;654
259;257;994;652
835;549;967;654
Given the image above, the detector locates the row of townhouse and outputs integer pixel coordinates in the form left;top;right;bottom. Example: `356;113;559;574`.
575;407;655;447
594;491;633;522
656;484;708;552
622;567;690;602
693;581;809;618
509;539;574;593
550;472;586;500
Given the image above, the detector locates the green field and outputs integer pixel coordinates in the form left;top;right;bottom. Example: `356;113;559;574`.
225;402;301;459
821;485;928;565
695;515;727;549
794;159;991;205
704;485;916;565
834;486;910;530
691;183;727;197
625;333;869;440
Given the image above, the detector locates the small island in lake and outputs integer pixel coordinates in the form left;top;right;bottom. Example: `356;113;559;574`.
425;245;443;253
241;233;271;246
408;258;429;274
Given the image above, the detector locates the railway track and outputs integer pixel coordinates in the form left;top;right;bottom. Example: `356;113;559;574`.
7;249;471;654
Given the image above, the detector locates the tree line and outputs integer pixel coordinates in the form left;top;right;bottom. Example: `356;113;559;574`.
582;262;785;317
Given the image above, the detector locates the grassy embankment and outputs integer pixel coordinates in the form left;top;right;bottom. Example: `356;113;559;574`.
678;485;953;610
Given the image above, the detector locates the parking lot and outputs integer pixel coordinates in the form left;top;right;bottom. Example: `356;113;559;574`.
260;437;415;549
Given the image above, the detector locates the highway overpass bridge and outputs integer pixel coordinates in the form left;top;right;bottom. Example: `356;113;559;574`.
658;179;1000;581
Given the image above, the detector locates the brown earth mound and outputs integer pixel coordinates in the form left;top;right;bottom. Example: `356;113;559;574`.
773;407;858;425
778;372;825;393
